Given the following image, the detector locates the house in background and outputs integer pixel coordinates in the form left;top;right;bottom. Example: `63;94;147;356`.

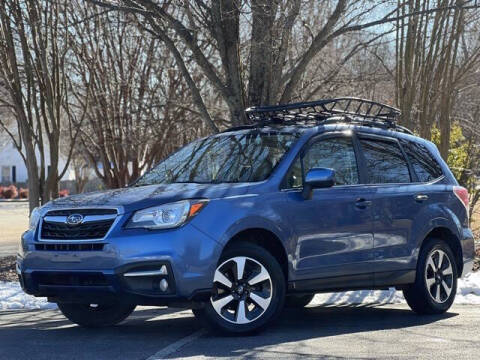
0;138;76;185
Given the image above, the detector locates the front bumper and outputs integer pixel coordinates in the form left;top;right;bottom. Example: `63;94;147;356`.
18;261;210;306
18;222;222;305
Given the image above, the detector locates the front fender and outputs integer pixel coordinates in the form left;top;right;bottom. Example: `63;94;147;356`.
217;215;290;247
190;192;294;267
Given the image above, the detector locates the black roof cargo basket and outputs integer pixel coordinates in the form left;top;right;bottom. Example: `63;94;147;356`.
245;97;412;134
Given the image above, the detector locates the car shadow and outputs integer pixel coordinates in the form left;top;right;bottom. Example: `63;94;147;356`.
0;307;200;360
173;304;458;358
0;304;458;360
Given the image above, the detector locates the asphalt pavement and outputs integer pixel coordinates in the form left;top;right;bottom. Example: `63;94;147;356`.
0;303;478;360
0;201;28;257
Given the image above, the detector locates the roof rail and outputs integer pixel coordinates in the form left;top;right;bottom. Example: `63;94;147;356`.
245;97;413;134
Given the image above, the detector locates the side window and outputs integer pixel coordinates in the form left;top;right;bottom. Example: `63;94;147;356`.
359;138;411;184
400;140;443;182
304;137;359;186
285;157;303;188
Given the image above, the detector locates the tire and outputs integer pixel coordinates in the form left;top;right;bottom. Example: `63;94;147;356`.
285;294;315;308
57;302;136;328
403;238;458;315
199;242;286;334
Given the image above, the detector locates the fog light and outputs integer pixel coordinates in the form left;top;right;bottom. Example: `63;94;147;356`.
160;279;169;292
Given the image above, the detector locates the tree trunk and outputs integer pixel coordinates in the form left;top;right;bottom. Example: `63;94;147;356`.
248;0;276;106
20;118;41;212
210;0;246;125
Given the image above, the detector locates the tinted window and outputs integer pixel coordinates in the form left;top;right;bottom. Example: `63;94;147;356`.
300;137;359;186
400;140;443;182
285;157;303;188
135;132;298;185
359;138;410;184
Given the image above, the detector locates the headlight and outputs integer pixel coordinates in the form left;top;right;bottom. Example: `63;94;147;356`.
29;207;41;231
126;200;208;230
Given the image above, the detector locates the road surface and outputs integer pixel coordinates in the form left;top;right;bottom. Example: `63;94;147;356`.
0;304;478;359
0;202;28;257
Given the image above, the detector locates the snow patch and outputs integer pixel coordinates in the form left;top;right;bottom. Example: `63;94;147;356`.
0;281;56;310
311;271;480;306
1;272;480;311
454;271;480;305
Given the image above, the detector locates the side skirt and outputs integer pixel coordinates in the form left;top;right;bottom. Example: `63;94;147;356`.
288;270;416;294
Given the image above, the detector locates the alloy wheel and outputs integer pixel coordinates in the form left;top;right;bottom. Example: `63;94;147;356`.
210;256;272;324
424;249;454;304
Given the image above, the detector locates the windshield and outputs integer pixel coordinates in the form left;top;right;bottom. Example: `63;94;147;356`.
134;132;298;185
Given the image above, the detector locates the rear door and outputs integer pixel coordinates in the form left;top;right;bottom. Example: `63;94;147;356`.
356;134;438;285
284;132;376;286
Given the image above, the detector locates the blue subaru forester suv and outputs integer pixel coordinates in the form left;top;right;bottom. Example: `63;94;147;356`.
18;98;475;334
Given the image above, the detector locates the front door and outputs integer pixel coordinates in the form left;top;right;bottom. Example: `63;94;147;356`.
283;134;375;287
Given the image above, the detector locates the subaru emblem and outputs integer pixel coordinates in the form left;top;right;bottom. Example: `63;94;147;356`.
66;214;84;226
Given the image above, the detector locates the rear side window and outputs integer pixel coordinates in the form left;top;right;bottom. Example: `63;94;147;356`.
400;140;443;182
359;138;411;184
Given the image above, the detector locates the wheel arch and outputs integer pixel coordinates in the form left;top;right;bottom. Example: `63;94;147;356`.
223;228;289;282
420;226;463;276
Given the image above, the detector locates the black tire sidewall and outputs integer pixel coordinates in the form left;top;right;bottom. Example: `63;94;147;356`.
415;239;458;313
58;302;136;328
285;294;315;308
203;243;286;334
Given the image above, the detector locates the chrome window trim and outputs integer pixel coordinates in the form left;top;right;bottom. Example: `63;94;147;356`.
38;207;122;243
39;205;125;216
43;214;117;224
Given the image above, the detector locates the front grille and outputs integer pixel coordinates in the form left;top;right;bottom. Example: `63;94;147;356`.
41;219;114;240
35;243;105;251
40;208;118;241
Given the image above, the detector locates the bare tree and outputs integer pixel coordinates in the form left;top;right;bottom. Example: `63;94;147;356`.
0;0;85;211
395;0;480;158
69;4;210;188
3;0;480;202
88;0;480;127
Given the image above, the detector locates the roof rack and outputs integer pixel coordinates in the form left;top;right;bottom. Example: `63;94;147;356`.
245;97;413;134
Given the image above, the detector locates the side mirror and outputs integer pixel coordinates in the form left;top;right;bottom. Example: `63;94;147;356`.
302;168;335;200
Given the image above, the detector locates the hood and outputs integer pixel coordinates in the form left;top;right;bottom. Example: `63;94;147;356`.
48;182;253;213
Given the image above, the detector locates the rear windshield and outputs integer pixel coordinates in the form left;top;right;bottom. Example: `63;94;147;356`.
135;132;299;185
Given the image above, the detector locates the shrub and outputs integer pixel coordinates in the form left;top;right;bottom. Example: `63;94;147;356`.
19;188;29;199
59;189;69;197
2;185;18;199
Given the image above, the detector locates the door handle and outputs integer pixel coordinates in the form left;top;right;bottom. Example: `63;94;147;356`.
414;194;429;202
355;198;372;209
